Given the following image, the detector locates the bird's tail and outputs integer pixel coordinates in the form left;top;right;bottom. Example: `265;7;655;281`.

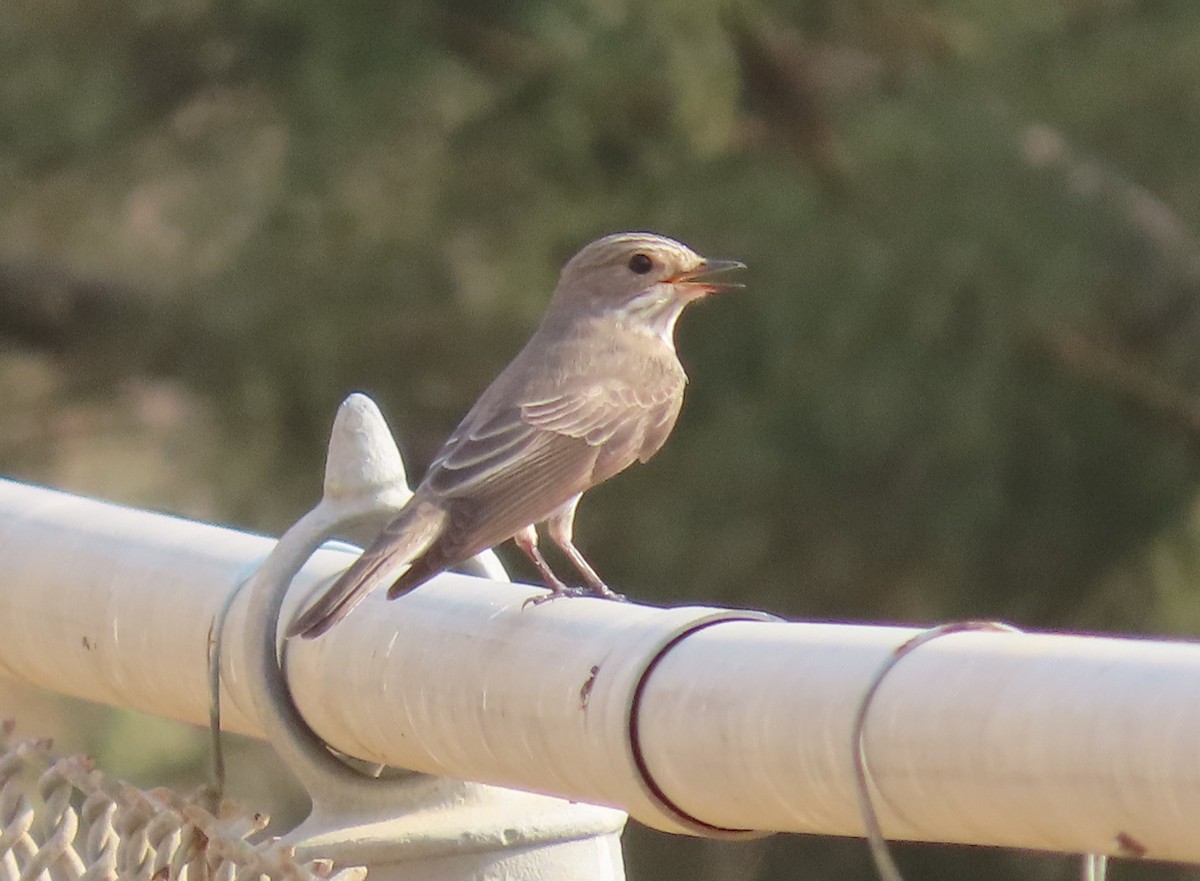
286;499;448;639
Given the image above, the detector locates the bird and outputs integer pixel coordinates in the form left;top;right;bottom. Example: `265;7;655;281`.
288;231;744;639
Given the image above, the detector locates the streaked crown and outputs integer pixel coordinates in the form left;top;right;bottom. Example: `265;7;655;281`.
557;232;701;301
543;231;743;342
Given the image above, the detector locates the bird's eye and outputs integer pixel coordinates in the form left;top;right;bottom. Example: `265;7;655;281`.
627;253;654;275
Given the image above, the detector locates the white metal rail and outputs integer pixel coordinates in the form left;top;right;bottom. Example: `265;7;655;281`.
0;476;1198;866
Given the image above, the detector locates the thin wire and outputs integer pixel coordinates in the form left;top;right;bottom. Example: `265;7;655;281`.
207;543;362;802
206;558;267;812
851;620;1023;881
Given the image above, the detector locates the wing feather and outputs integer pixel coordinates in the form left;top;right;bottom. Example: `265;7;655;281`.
413;365;685;563
431;416;530;473
430;433;600;561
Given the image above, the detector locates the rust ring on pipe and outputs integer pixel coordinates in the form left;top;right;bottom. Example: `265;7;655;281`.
628;611;780;839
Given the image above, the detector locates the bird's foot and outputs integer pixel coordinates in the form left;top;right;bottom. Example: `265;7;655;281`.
522;584;588;609
586;582;626;602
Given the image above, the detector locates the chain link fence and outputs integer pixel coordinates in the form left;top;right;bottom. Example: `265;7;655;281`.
0;722;363;881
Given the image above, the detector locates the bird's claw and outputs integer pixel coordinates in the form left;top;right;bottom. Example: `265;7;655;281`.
521;583;628;609
587;584;626;602
522;585;588;609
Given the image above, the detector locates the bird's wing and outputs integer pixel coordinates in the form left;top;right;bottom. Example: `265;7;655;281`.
427;378;679;495
416;378;682;557
522;380;684;480
520;381;677;444
425;406;580;497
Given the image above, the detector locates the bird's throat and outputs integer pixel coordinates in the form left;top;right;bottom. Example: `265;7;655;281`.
617;291;688;346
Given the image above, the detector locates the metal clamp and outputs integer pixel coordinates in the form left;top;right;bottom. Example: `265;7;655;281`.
236;393;508;830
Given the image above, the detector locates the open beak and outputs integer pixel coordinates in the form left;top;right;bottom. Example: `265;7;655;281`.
669;259;747;293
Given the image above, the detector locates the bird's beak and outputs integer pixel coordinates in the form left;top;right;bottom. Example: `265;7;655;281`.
669;259;747;293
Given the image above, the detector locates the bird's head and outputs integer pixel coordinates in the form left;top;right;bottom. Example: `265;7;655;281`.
549;232;744;341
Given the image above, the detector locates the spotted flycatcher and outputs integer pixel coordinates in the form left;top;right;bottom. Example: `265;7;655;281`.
289;231;744;638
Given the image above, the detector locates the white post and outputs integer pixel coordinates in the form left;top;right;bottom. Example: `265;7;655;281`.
1;477;1198;866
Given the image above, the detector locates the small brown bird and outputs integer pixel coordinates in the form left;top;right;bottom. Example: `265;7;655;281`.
289;232;744;638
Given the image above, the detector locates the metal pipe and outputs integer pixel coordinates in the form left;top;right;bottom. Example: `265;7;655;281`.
0;478;1197;863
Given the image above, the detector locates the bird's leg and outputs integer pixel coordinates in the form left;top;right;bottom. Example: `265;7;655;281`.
546;498;626;601
514;524;584;608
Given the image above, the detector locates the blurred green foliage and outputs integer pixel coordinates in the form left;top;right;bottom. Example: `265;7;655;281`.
4;0;1200;878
